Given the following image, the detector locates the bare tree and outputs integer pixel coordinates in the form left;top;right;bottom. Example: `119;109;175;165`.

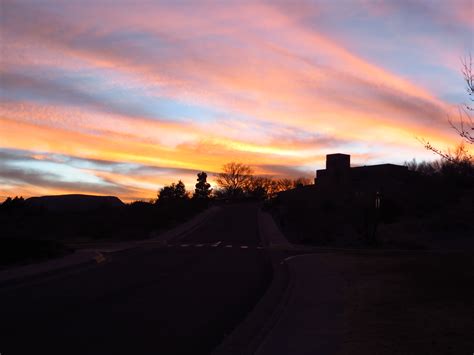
293;177;312;187
215;162;314;199
450;54;474;144
422;54;474;163
216;162;253;197
422;141;472;165
248;176;279;199
276;178;294;192
274;177;312;191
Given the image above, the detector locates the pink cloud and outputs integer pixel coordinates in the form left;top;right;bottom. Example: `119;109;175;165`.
1;0;472;199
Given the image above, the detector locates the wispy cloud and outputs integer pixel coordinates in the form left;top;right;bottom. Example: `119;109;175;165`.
0;0;471;199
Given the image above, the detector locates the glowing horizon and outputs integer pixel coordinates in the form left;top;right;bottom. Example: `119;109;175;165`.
1;0;473;202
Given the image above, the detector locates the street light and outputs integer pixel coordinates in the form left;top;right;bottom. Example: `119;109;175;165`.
372;191;381;244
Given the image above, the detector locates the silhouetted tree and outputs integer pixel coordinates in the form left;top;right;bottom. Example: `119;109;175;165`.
406;149;474;185
2;197;13;206
248;176;274;200
422;55;474;162
157;180;188;202
1;196;24;208
454;54;474;143
216;162;253;198
0;196;26;216
405;159;441;176
271;177;312;194
276;178;294;192
175;180;187;198
194;172;212;199
293;177;312;188
437;144;474;183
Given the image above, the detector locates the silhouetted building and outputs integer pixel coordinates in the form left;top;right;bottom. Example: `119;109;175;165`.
315;153;409;197
276;153;412;244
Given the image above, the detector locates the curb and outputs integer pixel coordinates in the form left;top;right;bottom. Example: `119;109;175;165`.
251;256;296;355
212;208;296;355
257;209;293;248
148;206;221;244
253;253;348;355
211;254;292;355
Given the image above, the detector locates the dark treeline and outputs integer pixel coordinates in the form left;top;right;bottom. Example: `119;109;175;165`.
0;164;309;267
0;196;204;267
154;163;311;203
405;144;474;183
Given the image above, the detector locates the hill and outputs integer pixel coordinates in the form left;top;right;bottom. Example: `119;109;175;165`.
25;194;125;212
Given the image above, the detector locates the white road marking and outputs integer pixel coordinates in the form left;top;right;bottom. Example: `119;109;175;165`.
240;246;249;249
94;252;106;263
196;244;204;247
181;244;189;247
211;241;221;247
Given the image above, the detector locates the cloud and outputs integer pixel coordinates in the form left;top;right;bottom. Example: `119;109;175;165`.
0;165;130;195
1;0;472;200
0;148;218;201
0;70;173;121
253;164;315;178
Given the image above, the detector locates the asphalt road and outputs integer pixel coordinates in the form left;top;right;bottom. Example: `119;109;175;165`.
0;203;272;355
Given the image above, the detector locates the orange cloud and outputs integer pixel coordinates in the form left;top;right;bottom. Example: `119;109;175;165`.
1;1;471;200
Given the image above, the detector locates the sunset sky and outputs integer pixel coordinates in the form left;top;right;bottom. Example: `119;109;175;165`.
1;0;473;201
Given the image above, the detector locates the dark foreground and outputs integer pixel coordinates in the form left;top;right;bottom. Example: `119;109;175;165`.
0;204;272;355
255;251;474;355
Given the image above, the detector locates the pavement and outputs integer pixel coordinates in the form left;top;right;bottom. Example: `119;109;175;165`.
215;210;474;355
0;203;272;355
254;254;347;355
0;204;357;355
3;204;470;354
0;206;221;288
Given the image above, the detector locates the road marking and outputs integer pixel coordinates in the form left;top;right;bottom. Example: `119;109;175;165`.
211;241;221;247
94;252;106;263
240;246;249;249
225;245;232;248
181;244;189;247
196;244;204;247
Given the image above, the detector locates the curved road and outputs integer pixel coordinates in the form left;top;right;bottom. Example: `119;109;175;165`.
0;203;272;355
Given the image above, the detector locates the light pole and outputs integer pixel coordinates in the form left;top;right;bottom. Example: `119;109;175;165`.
372;191;381;244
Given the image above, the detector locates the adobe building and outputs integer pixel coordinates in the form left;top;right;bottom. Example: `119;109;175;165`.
276;153;413;244
315;153;409;196
278;152;411;205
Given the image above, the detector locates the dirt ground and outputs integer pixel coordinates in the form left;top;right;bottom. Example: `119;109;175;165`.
259;251;474;355
337;251;474;355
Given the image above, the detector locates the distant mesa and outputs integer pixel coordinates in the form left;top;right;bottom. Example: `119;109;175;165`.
25;194;125;212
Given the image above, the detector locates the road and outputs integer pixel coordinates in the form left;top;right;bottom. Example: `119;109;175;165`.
0;203;272;355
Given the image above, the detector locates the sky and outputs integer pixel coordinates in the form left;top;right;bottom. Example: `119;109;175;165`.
0;0;473;202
